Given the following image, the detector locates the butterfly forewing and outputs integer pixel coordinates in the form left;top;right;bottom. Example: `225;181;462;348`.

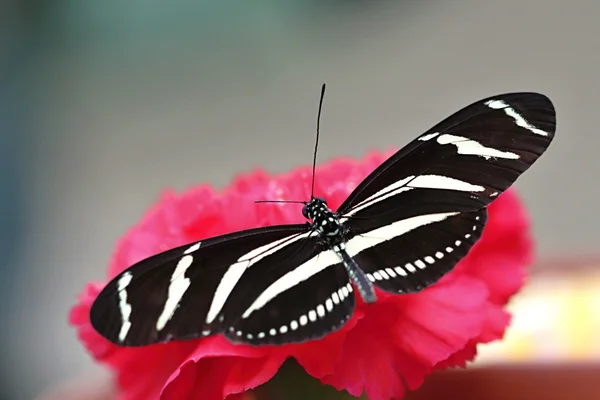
338;93;555;216
90;224;317;346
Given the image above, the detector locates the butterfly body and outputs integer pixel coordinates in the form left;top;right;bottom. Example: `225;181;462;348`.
302;197;377;304
90;90;555;347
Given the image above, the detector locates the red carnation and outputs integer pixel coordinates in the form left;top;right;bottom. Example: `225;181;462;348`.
70;151;533;400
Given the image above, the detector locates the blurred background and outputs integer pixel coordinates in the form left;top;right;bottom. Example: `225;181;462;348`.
1;0;599;399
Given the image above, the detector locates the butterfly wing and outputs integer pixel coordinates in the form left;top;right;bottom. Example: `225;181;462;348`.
224;250;355;345
343;208;487;294
336;93;554;294
90;223;353;346
338;92;555;216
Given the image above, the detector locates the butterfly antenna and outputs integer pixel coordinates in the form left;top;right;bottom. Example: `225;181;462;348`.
311;83;326;199
255;84;326;207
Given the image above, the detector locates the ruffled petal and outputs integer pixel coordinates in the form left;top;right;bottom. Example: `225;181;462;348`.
317;276;489;400
456;190;533;305
291;309;364;379
475;302;512;343
70;284;198;400
393;277;489;365
161;337;288;400
435;342;478;369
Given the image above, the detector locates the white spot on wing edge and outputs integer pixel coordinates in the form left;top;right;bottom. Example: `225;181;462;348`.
437;134;520;160
117;272;134;342
299;315;308;326
332;292;340;304
156;255;194;331
485;99;548;136
316;304;325;318
325;298;333;311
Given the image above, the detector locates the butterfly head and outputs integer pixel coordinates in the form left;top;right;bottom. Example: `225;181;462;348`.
303;197;342;238
302;196;328;220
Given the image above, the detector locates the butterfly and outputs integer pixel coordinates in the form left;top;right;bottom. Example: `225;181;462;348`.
90;84;555;347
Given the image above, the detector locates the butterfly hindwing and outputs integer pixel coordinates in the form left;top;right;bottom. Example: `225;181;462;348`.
224;255;354;345
349;209;487;293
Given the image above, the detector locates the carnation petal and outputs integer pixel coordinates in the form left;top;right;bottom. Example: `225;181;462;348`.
313;276;489;399
455;190;533;304
394;276;489;366
291;309;364;378
319;317;430;400
161;336;287;400
476;302;512;343
435;342;478;369
70;284;198;399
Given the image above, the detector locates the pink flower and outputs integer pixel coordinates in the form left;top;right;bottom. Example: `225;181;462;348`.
70;150;533;400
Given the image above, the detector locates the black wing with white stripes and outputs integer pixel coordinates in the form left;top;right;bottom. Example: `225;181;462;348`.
345;208;488;295
334;93;554;296
90;90;555;348
339;93;555;215
91;224;355;346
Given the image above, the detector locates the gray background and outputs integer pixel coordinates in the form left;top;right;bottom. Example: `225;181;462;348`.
1;0;598;399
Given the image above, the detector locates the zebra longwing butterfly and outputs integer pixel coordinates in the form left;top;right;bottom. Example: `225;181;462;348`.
90;85;555;347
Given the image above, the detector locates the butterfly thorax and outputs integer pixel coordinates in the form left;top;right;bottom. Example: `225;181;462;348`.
303;197;343;239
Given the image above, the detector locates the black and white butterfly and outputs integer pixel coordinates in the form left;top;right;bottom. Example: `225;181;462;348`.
90;85;555;347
